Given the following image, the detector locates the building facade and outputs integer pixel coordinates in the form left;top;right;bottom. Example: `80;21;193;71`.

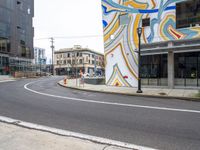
0;0;34;75
54;45;104;76
34;47;46;65
102;0;200;88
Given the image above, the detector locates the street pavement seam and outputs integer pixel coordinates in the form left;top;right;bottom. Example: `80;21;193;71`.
24;81;200;114
0;116;156;150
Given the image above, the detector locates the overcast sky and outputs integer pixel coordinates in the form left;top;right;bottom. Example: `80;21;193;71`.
33;0;104;63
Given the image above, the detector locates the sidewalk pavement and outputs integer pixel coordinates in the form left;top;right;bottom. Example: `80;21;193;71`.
58;79;200;101
0;122;132;150
0;75;15;82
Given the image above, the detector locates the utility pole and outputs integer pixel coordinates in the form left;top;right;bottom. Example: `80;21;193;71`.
50;37;54;75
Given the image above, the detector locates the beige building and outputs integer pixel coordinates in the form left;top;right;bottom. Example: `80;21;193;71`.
54;45;104;76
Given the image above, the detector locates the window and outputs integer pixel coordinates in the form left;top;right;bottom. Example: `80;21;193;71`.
142;18;150;27
2;57;8;66
17;1;21;4
79;59;82;64
0;39;10;52
67;60;71;64
119;13;129;25
64;60;66;64
17;1;23;10
176;0;200;29
92;60;95;64
0;7;12;23
141;54;167;78
20;40;26;57
67;53;70;57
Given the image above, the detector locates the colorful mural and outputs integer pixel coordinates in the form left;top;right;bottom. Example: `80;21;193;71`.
102;0;200;87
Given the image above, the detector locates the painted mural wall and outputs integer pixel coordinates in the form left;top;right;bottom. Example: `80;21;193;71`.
102;0;200;87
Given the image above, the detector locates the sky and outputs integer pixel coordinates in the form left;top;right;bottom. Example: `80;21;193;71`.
33;0;104;64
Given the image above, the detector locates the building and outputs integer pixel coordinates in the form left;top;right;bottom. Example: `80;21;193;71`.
34;47;47;65
54;45;104;76
102;0;200;88
33;47;47;73
0;0;34;75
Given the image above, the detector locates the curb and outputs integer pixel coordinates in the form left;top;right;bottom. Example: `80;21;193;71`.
0;116;156;150
0;79;16;83
58;82;200;102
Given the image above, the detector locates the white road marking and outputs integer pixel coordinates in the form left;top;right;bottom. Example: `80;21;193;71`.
24;81;200;114
0;116;156;150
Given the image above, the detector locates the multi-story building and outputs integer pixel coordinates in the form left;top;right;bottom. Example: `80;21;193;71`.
0;0;34;75
102;0;200;88
54;45;104;76
34;47;46;65
33;47;47;73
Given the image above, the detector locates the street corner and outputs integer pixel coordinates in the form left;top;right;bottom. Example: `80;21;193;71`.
0;79;16;83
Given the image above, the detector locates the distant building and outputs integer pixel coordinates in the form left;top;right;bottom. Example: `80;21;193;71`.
54;45;104;76
0;0;34;75
34;47;47;65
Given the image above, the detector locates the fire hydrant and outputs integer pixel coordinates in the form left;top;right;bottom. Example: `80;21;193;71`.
64;77;67;85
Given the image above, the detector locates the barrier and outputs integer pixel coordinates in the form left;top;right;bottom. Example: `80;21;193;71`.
64;77;67;85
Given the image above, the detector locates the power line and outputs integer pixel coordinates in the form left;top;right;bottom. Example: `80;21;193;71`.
34;35;103;40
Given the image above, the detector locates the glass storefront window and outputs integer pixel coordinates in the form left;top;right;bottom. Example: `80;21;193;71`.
175;52;200;87
141;54;167;86
185;57;197;78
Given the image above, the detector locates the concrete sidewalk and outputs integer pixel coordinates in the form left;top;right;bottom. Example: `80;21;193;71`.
0;75;15;82
58;79;200;101
0;121;134;150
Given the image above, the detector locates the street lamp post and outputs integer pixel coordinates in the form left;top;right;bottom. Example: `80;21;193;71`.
137;27;143;93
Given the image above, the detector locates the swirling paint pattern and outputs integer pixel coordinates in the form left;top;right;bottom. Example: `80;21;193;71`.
102;0;200;87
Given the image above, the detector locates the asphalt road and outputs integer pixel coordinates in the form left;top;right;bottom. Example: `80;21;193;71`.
0;76;200;150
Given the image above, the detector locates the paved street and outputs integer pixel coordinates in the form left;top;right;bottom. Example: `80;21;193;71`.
0;76;200;150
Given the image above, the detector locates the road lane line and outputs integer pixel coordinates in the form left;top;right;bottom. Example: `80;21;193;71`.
0;115;156;150
24;81;200;114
